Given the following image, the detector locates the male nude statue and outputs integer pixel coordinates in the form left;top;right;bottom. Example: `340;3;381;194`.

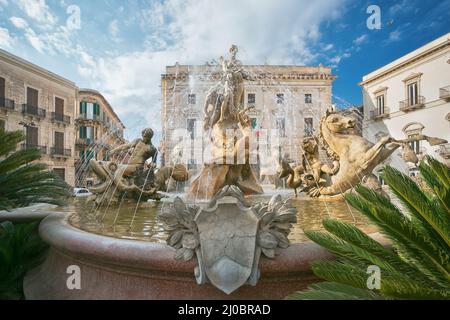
89;128;157;193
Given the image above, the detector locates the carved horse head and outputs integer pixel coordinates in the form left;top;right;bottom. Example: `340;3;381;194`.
323;109;357;134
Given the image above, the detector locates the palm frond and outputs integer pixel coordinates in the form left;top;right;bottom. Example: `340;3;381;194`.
286;282;385;300
290;158;450;300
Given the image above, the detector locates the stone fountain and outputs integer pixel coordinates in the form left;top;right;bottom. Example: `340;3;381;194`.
23;45;446;300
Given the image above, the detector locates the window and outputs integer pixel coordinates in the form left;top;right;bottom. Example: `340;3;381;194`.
53;168;65;181
26;126;38;147
276;118;286;137
409;135;421;154
80;102;100;118
248;93;256;104
377;170;385;185
188;94;196;105
376;94;385;114
0;77;5;99
276;93;284;104
187;119;196;139
55;131;64;151
55;97;64;115
407;82;418;106
305;94;312;104
304;117;313;136
27;87;38;107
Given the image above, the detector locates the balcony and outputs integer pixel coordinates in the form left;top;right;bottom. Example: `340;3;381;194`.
399;96;425;112
0;97;15;111
51;112;71;125
77;113;103;123
22;104;46;118
51;147;72;157
76;138;93;146
437;143;450;159
439;86;450;100
21;143;47;154
370;106;390;120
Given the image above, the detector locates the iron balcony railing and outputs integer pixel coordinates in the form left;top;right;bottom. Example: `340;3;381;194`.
21;143;47;154
370;106;390;120
51;112;71;124
438;143;450;159
22;104;46;118
399;96;425;111
77;113;103;122
0;97;15;110
439;86;450;100
75;138;93;146
51;147;72;157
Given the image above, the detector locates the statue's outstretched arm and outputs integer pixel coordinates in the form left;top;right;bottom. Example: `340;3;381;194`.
110;139;138;155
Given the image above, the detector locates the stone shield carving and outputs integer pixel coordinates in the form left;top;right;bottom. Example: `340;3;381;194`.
158;185;297;295
194;195;259;294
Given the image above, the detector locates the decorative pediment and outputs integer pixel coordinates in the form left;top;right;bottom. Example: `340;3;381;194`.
373;86;388;95
402;72;423;83
402;122;424;134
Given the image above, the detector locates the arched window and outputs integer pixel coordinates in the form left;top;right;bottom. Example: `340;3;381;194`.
402;122;425;154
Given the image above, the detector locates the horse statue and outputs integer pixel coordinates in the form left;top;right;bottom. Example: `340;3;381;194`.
305;108;447;197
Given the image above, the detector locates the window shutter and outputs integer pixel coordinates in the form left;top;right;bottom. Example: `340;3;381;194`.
26;126;38;146
55;131;64;150
55;97;64;114
27;87;38;107
0;77;5;99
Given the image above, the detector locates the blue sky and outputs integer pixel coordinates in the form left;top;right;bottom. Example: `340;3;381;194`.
0;0;449;143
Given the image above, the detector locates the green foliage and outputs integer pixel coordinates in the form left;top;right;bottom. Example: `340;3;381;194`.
287;157;450;300
0;130;70;211
0;221;48;299
0;130;69;299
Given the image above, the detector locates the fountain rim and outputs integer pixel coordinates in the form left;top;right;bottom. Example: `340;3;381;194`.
38;212;390;275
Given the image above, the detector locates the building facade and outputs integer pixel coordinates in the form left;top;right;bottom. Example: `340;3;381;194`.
0;49;126;188
361;32;450;176
75;89;126;187
160;64;335;172
0;49;77;186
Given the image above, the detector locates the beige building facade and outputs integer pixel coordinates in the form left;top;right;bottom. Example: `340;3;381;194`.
0;49;77;186
361;33;450;175
0;49;126;187
75;89;126;187
160;64;335;173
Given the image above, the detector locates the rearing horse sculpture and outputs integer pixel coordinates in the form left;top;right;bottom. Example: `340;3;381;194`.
308;109;447;197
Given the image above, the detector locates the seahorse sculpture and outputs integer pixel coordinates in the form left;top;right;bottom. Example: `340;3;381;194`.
307;108;447;197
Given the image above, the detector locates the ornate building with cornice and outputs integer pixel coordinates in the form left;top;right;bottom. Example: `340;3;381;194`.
361;32;450;176
160;64;335;178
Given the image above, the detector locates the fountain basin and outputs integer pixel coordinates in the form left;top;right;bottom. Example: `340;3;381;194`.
24;212;389;300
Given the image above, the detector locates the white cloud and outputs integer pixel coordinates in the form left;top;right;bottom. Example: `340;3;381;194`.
329;52;351;67
76;0;347;141
10;16;29;29
388;30;402;42
322;43;334;51
16;0;57;27
0;27;15;49
108;20;119;37
389;0;415;16
353;34;368;45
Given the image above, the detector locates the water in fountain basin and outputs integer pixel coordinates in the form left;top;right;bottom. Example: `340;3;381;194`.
64;190;377;244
